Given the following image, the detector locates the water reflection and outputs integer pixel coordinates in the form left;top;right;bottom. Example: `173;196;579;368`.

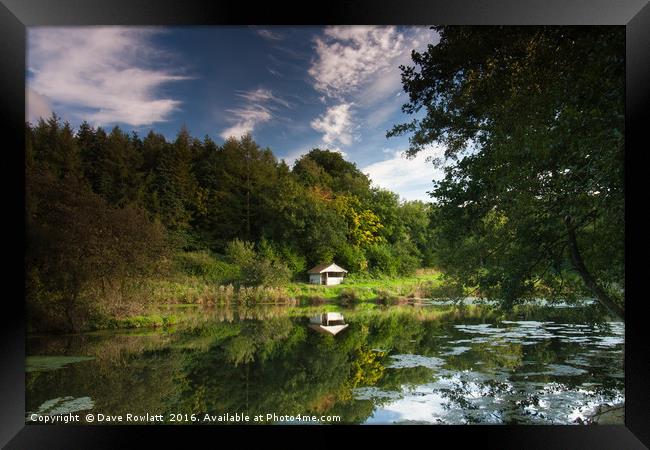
26;304;624;424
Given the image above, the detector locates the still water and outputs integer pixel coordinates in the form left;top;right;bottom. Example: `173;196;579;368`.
26;303;624;425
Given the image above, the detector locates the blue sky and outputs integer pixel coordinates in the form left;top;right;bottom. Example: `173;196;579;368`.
26;26;445;201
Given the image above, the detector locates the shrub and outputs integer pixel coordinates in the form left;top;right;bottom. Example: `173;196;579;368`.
391;239;421;276
225;239;257;267
175;251;239;283
278;245;307;278
225;239;292;287
339;288;359;303
335;243;368;273
365;244;397;277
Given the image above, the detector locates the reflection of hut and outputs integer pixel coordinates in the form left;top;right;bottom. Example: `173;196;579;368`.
307;263;348;285
308;312;349;335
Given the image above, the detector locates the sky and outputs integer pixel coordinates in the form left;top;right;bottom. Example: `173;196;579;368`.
26;26;446;202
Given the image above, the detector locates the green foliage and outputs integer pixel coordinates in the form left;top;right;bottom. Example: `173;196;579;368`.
333;195;385;248
365;244;398;277
390;239;422;276
174;251;239;284
26;165;169;332
389;26;624;316
224;239;291;287
25;116;440;331
334;244;368;274
293;148;371;198
224;239;257;268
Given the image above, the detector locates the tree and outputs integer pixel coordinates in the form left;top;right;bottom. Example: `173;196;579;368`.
389;26;624;319
26;166;168;331
293;149;371;198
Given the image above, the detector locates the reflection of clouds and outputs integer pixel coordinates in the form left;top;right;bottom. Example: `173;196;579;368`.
357;370;624;424
352;319;624;424
364;389;448;424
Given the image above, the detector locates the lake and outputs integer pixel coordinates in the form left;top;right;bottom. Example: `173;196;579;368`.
26;302;624;425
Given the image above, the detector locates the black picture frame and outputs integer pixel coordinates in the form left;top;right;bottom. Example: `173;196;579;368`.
2;1;648;448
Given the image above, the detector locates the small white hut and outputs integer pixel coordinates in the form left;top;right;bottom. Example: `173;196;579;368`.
307;263;348;285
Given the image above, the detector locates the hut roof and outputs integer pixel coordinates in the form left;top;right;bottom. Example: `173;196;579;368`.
307;263;348;274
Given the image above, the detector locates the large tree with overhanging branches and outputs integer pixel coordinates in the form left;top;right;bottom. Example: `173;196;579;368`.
389;26;624;319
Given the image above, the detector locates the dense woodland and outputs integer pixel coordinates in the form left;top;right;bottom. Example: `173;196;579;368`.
25;117;436;330
25;25;624;332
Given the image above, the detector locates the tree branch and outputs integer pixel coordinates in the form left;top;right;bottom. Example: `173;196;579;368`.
564;215;624;320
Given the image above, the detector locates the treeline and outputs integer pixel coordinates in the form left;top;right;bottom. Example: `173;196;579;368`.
25;114;436;330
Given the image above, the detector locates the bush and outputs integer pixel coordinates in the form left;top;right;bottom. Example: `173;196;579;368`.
391;239;421;276
365;244;398;277
175;251;239;283
277;245;307;278
225;239;292;287
335;243;368;273
243;258;291;287
225;239;257;267
339;288;359;303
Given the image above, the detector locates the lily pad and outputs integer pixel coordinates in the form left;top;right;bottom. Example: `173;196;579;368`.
26;356;95;373
29;396;94;417
387;354;444;369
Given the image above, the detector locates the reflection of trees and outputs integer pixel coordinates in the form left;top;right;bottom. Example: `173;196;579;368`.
171;318;358;421
27;305;622;424
26;347;181;419
166;311;453;423
443;339;524;373
348;348;386;389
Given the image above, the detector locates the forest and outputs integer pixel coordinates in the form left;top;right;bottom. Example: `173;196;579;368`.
25;117;438;331
25;26;625;333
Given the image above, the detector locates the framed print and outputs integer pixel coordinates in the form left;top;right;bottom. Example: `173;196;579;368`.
1;0;648;448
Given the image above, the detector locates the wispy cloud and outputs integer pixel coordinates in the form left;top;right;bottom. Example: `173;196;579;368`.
221;106;272;139
220;88;289;139
255;28;285;41
235;88;291;109
310;103;355;147
362;144;446;202
27;27;189;127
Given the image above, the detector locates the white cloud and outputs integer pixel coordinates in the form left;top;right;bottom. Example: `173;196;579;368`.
27;27;188;126
310;103;355;147
308;26;439;148
220;88;290;139
220;106;272;139
362;144;446;202
309;26;436;102
26;88;52;123
309;26;405;100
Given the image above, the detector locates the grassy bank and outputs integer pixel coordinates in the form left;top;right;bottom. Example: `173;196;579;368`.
286;269;447;302
79;269;451;331
140;268;449;305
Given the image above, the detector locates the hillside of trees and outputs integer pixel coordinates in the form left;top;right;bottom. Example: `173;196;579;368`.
25;115;437;330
